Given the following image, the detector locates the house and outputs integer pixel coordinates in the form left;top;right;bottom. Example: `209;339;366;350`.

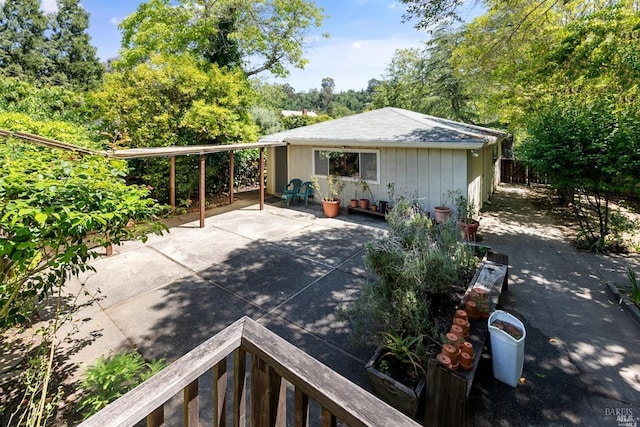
260;107;509;214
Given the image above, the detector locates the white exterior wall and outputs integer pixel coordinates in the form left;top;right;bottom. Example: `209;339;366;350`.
286;145;469;214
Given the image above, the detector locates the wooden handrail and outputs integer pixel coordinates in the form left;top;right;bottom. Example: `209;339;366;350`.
79;317;420;427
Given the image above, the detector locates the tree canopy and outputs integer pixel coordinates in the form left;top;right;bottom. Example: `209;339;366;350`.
0;0;102;89
117;0;327;77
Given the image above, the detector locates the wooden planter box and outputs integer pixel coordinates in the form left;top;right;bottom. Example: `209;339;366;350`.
365;348;426;419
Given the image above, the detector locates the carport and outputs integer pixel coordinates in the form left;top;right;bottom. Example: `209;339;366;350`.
0;129;287;228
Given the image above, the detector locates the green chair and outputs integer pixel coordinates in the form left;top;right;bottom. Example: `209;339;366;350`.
282;179;302;207
295;181;314;207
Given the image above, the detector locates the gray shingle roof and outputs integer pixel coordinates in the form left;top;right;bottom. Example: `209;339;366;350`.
259;107;508;148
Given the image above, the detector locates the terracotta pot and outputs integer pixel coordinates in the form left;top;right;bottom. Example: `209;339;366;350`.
459;219;480;241
444;333;459;347
322;200;341;218
442;343;459;364
455;309;468;323
465;300;480;320
433;206;452;224
371;204;378;212
359;198;370;209
350;199;358;208
460;351;473;371
461;341;474;358
437;353;452;369
454;317;470;338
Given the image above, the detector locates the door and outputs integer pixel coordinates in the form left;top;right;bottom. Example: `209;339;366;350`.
275;145;288;194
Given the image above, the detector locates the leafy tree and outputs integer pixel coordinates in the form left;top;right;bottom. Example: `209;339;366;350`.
0;136;167;326
319;77;335;111
0;76;98;125
250;106;283;136
46;0;103;90
0;0;48;81
517;97;640;251
374;29;475;122
117;0;327;77
95;53;260;202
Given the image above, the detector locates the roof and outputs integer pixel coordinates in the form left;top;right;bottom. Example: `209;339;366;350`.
260;107;508;149
1;129;286;159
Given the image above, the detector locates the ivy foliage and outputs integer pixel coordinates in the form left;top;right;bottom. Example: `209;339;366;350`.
0;138;167;326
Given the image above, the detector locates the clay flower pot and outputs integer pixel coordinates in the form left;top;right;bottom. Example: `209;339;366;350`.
461;341;474;358
465;300;480;320
450;324;464;341
455;309;468;323
359;198;370;209
437;353;452;369
442;343;459;365
444;333;459;347
350;199;358;208
460;351;473;371
454;317;470;338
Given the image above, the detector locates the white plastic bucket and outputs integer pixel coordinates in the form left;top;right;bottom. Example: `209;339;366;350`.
488;310;526;387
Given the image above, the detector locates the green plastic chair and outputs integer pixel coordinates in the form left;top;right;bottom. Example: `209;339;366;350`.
295;181;314;207
282;179;302;207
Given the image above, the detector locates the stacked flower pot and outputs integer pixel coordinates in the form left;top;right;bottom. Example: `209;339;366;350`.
436;309;475;371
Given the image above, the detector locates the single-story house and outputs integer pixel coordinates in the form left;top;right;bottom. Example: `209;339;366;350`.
260;107;510;215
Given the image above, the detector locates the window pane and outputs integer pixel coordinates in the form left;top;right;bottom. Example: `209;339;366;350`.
314;150;329;175
361;152;377;181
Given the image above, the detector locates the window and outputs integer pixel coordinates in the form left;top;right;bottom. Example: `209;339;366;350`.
313;149;379;182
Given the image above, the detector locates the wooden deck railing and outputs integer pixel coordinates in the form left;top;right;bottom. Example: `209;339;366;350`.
78;317;420;427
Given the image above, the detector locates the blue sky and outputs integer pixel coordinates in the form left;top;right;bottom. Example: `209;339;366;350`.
41;1;481;92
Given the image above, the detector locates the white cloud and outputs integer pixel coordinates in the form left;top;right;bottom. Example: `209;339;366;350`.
110;17;121;26
41;0;58;14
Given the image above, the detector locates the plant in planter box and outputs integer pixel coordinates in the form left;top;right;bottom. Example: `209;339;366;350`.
455;194;480;241
343;200;476;418
312;174;346;218
365;331;428;417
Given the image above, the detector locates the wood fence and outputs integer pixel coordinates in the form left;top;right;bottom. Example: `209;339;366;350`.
500;159;548;185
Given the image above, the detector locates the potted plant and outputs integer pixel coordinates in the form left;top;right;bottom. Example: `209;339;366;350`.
356;175;372;210
350;173;359;208
365;332;427;418
342;200;477;419
455;194;480;241
433;190;455;224
313;175;346;218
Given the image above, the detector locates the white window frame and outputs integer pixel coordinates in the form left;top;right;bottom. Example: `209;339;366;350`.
312;148;380;184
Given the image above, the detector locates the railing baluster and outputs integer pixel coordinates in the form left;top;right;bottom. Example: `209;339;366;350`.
250;354;287;427
294;387;309;427
233;348;247;427
146;406;164;427
184;380;199;427
321;407;337;427
213;359;227;427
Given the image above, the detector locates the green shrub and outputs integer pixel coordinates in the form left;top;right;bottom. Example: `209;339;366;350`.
78;351;166;418
345;200;476;363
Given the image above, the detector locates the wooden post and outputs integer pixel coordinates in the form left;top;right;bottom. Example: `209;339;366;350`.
259;147;265;210
146;406;164;427
199;154;205;228
233;348;247;427
213;359;227;427
250;354;286;427
170;156;176;211
294;387;309;427
184;380;199;427
229;150;235;206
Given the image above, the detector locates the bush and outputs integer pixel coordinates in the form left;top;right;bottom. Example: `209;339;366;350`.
344;200;476;361
78;351;166;419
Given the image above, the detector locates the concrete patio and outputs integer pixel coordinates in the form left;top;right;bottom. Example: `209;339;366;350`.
58;185;640;426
